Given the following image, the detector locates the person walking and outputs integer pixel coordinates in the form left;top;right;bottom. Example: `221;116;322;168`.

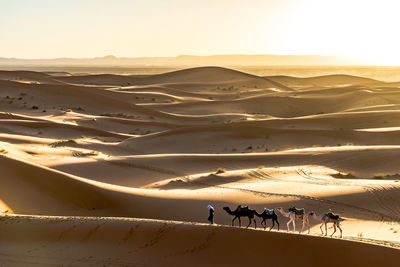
207;204;215;224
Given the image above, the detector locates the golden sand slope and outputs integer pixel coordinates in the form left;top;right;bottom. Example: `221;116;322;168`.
1;215;399;267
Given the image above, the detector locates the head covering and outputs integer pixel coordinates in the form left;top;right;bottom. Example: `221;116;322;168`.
207;205;214;210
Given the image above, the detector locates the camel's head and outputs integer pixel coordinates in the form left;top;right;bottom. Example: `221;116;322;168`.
276;207;283;211
309;211;315;216
222;207;230;211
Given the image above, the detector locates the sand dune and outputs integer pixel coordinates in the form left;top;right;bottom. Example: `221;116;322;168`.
0;70;63;85
119;118;400;154
0;154;115;215
54;66;289;88
2;66;400;265
1;215;399;266
151;89;400;118
0;80;170;118
268;74;382;88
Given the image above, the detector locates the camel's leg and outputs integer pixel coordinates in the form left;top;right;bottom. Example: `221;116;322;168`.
254;219;257;229
324;222;328;236
331;224;337;237
246;218;250;228
337;223;343;238
232;216;237;226
238;217;241;227
307;218;310;234
320;223;324;235
270;219;274;231
276;219;280;231
286;219;292;231
292;219;296;232
263;219;267;230
300;219;304;234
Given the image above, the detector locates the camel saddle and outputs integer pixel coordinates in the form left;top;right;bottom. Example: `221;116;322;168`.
289;207;304;215
327;212;339;220
238;205;249;211
264;209;274;215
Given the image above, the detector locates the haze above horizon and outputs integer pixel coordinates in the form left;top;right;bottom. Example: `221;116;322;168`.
2;0;400;65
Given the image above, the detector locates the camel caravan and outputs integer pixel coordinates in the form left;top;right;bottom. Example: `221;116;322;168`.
221;205;344;238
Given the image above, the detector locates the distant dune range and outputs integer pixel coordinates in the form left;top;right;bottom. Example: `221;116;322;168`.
2;66;400;265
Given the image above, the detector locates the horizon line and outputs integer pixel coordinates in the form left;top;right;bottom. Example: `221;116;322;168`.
0;54;353;60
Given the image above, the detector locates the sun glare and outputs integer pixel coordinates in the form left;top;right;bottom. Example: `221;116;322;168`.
280;0;400;65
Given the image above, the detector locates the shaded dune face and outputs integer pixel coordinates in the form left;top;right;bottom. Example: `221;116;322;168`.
2;66;400;264
1;216;399;266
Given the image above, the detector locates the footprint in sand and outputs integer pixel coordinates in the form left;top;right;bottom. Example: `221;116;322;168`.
119;225;140;245
82;224;101;241
57;225;77;241
141;223;175;249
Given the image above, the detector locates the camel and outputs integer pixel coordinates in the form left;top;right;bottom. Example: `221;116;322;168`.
223;206;257;229
276;207;310;233
309;211;344;238
254;209;279;231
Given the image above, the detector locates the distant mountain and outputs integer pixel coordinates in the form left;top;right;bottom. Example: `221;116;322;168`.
0;54;360;66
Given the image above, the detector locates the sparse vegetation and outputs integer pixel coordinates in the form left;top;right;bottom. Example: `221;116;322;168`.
373;173;384;179
370;173;400;180
334;172;356;179
90;150;100;156
50;139;78;148
100;113;133;119
258;165;265;169
31;105;39;110
215;168;226;174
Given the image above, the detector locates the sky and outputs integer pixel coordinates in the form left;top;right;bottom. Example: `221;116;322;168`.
1;0;400;64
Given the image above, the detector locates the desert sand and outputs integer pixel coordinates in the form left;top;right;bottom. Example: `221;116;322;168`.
1;66;400;266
